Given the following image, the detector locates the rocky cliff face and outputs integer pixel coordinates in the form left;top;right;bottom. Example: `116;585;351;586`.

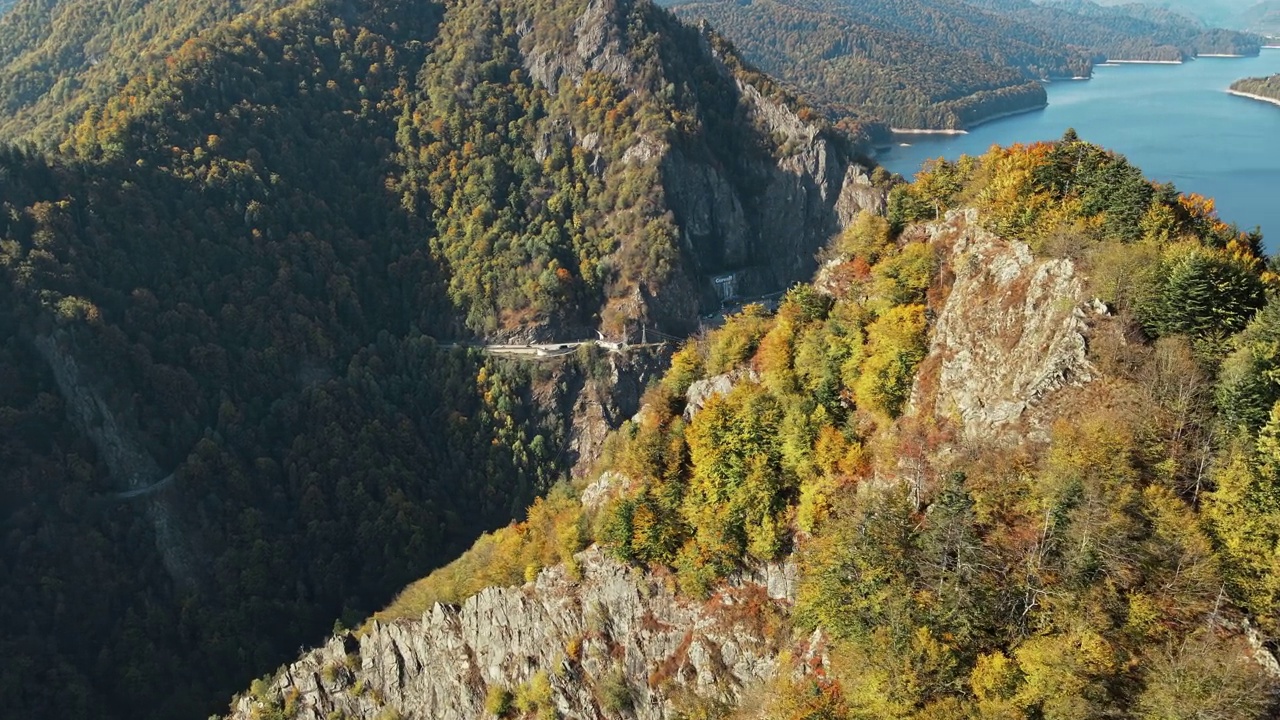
521;0;886;321
908;209;1100;441
660;71;886;299
558;348;674;477
683;367;760;421
228;547;805;720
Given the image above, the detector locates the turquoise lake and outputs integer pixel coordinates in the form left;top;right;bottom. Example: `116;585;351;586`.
877;51;1280;251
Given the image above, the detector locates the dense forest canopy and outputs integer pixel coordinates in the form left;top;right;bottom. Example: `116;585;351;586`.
0;0;878;718
999;0;1263;59
665;0;1059;131
0;0;300;143
665;0;1261;131
667;0;1088;130
0;2;569;717
5;0;1280;718
379;133;1280;719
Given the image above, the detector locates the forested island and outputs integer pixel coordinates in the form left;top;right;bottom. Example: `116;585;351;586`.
1230;73;1280;105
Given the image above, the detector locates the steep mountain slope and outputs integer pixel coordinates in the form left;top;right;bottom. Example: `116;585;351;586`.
226;136;1280;720
0;5;552;718
667;0;1088;131
0;0;882;719
0;0;297;142
390;0;883;339
664;0;1260;133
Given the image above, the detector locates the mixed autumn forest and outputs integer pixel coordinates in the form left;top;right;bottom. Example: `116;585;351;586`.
2;0;1280;719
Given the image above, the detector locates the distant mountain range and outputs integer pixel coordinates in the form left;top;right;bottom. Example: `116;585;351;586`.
1010;0;1262;58
1237;1;1280;36
1094;0;1262;28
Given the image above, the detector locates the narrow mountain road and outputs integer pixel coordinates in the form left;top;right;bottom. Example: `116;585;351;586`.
441;295;783;360
114;473;176;500
441;338;669;360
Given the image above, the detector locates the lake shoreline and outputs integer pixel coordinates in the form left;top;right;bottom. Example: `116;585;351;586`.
891;103;1049;136
1226;89;1280;107
877;50;1280;250
1104;59;1183;65
890;127;966;136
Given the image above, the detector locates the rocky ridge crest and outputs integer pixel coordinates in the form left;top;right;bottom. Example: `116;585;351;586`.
908;208;1099;441
228;546;804;720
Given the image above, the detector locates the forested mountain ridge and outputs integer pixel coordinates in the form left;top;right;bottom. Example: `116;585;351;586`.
228;135;1280;720
664;0;1261;132
1237;1;1280;37
388;0;884;339
1;4;557;718
980;0;1263;60
667;0;1089;131
0;0;298;143
0;0;884;718
1091;0;1260;30
665;0;1063;131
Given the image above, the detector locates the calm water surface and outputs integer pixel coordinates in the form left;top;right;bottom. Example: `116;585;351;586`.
877;52;1280;251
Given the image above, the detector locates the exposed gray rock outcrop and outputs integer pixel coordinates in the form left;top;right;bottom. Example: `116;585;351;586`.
1243;620;1280;680
683;367;761;421
228;548;803;720
658;68;885;301
910;209;1096;441
522;0;637;92
580;470;635;512
565;348;672;477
